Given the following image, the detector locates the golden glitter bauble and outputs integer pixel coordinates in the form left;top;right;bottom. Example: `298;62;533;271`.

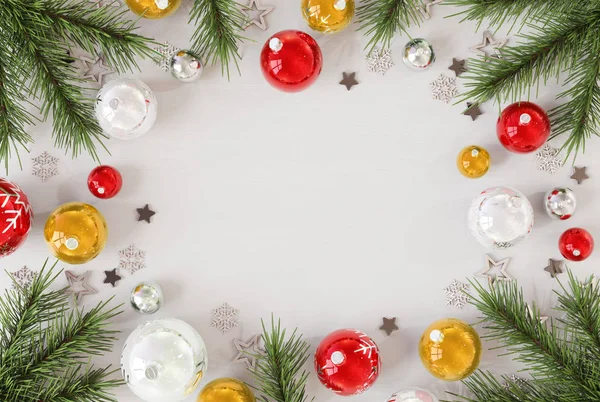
419;318;481;381
457;145;491;178
301;0;355;33
198;378;256;402
44;202;108;264
124;0;181;19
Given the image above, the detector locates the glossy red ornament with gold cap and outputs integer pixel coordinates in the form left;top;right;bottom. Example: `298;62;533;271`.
0;179;33;257
260;30;323;92
497;101;551;153
559;227;594;261
88;165;123;199
314;329;381;396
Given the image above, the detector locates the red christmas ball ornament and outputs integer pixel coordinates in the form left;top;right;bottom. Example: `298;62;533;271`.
0;179;33;257
497;101;551;153
314;329;381;396
559;228;594;261
260;30;323;93
87;165;123;199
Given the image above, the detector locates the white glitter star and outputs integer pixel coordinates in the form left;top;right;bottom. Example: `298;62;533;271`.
32;151;59;182
444;280;470;309
430;74;458;103
366;48;395;76
118;244;146;274
10;266;37;289
536;144;563;175
211;302;239;334
154;41;179;72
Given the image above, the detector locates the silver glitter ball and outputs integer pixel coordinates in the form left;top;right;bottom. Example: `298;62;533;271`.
402;38;435;70
130;282;164;314
170;50;203;83
545;187;577;220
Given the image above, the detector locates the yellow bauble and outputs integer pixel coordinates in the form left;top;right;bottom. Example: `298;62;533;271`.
124;0;181;19
457;145;490;178
419;318;481;381
44;202;108;265
301;0;355;33
198;378;256;402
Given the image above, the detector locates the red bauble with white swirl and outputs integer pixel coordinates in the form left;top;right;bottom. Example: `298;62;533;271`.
497;101;551;153
559;227;594;261
0;179;33;257
314;329;381;396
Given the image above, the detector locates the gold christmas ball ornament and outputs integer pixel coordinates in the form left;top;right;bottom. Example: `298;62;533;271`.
44;202;108;264
419;318;481;381
198;378;256;402
457;145;491;178
301;0;355;33
124;0;181;19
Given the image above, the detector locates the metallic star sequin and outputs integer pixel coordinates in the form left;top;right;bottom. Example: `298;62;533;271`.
211;302;239;334
444;280;470;309
366;48;395;76
430;74;458;103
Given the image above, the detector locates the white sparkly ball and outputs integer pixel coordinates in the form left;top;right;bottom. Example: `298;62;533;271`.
95;78;158;140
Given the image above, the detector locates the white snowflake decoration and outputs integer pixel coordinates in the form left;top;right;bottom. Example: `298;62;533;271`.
211;302;239;334
536;144;563;174
444;279;470;309
430;74;458;103
366;48;395;76
10;266;36;289
32;151;59;182
118;244;146;274
154;41;179;72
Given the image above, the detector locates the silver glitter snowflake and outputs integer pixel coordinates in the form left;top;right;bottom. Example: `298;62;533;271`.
211;302;239;334
154;41;178;72
118;244;146;274
494;241;514;249
32;151;59;182
10;266;36;289
444;279;470;309
503;375;529;390
366;48;395;76
536;144;563;174
431;74;458;103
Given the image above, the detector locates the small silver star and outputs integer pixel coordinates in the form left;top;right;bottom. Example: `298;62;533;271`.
476;255;512;284
526;305;548;324
469;31;508;60
366;48;395;76
444;280;470;309
64;270;98;303
80;56;114;87
241;0;274;31
154;41;179;72
232;335;264;370
430;74;458;103
544;258;564;278
536;144;563;174
416;0;444;20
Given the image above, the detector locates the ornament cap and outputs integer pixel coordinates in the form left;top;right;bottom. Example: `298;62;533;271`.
269;37;283;52
65;237;79;250
429;329;445;343
334;0;347;10
108;98;120;110
144;363;161;380
519;113;532;125
154;0;169;10
331;350;345;365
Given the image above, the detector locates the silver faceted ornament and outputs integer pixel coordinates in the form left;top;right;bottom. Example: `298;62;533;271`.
130;282;164;314
545;187;577;220
402;38;435;70
170;50;203;82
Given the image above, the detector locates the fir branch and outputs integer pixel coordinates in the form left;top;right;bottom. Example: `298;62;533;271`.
248;317;312;402
357;0;422;53
189;0;247;79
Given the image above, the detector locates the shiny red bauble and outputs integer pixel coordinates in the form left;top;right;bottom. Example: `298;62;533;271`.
559;228;594;261
314;329;381;396
0;179;33;257
87;165;123;199
260;30;323;92
497;101;551;153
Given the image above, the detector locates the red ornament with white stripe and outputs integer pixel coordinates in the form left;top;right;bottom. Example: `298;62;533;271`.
0;179;33;257
314;329;381;396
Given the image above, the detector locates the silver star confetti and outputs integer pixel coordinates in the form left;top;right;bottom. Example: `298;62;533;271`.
10;266;37;289
154;41;179;72
430;74;458;103
211;302;239;334
366;48;395;76
80;56;114;87
416;0;444;20
476;255;513;284
232;335;263;369
64;270;98;303
32;151;59;182
469;31;508;60
536;144;563;174
444;280;470;309
118;244;146;274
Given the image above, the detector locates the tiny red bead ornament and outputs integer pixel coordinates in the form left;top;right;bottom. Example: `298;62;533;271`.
0;179;33;257
497;101;551;153
260;30;323;93
87;165;123;199
559;228;594;262
314;329;381;396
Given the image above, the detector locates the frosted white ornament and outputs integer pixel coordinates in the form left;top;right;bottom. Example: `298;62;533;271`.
387;388;439;402
95;78;158;140
467;186;534;248
121;318;208;402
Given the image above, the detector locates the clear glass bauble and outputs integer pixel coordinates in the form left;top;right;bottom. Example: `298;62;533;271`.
121;318;208;402
95;78;158;140
170;50;203;82
467;186;534;248
402;38;435;70
387;387;439;402
130;282;164;314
